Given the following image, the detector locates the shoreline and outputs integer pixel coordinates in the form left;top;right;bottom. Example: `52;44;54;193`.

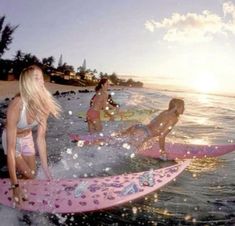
0;80;125;101
0;81;95;100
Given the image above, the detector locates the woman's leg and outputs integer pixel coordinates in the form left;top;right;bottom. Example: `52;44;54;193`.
120;125;136;136
87;108;102;133
88;120;94;133
88;119;102;133
88;120;98;133
15;133;36;179
92;119;103;133
15;155;36;179
2;130;36;179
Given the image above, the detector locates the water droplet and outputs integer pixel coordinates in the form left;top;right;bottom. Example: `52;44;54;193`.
130;153;135;158
66;148;72;154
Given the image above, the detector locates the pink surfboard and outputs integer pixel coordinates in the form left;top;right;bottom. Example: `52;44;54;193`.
0;160;190;213
138;142;235;160
69;133;235;159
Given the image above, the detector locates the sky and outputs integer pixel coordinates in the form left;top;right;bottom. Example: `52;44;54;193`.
1;0;235;95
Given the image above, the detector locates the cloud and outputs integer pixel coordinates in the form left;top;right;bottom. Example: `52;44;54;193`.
145;1;235;42
223;1;235;33
145;20;155;32
223;1;235;17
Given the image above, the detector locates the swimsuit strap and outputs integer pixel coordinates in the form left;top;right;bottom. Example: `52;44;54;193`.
17;103;27;129
17;102;38;129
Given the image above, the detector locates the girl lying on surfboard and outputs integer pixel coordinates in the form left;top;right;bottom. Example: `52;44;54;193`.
1;65;61;205
87;78;118;133
117;98;184;160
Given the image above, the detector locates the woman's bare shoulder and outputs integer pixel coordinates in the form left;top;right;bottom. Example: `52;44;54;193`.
158;110;169;117
8;96;22;112
158;110;176;121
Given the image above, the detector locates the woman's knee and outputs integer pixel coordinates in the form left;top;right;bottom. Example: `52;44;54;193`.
15;156;36;179
22;168;36;179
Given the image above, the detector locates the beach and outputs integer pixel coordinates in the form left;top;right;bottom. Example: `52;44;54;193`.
0;80;94;100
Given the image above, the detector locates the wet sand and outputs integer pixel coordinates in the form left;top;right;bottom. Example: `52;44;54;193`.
0;81;94;100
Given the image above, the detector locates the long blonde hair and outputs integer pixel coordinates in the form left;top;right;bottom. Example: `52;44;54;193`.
19;65;61;120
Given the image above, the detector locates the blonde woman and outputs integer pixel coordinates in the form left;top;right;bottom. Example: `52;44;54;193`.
1;65;61;204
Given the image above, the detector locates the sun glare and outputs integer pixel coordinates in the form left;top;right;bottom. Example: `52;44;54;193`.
192;74;219;94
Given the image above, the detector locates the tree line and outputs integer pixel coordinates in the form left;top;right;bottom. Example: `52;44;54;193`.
0;15;143;87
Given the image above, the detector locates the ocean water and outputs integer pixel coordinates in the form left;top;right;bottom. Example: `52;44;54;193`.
0;87;234;226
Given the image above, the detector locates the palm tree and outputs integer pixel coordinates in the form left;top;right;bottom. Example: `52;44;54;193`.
77;65;86;80
92;69;97;75
42;56;54;67
42;56;55;76
14;50;24;61
23;53;39;65
109;72;119;85
13;50;25;78
58;62;74;73
0;16;18;58
99;72;104;78
12;51;40;79
58;54;63;68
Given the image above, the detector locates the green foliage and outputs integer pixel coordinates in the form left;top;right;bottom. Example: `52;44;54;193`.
12;51;41;79
0;59;14;80
0;49;56;80
42;56;54;67
57;63;74;74
0;16;18;58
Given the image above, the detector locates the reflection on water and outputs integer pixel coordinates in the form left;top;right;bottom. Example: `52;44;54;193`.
188;158;222;173
196;94;212;104
186;138;210;145
187;115;212;126
126;93;146;107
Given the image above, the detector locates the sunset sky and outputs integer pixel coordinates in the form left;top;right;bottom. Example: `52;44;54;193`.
2;0;235;94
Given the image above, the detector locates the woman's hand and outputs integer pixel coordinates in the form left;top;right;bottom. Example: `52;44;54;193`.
45;168;53;180
12;186;26;206
159;149;168;161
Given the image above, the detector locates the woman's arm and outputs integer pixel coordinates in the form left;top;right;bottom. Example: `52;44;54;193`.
103;108;115;121
37;116;52;179
102;94;115;121
6;97;25;204
158;119;177;152
108;94;120;108
6;99;20;186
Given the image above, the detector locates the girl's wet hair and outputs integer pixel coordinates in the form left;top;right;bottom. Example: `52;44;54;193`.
19;65;61;119
168;98;184;110
95;78;108;92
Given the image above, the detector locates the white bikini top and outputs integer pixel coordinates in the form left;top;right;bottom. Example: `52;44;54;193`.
17;103;38;130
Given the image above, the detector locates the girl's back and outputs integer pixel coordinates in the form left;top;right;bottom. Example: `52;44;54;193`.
148;110;178;136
